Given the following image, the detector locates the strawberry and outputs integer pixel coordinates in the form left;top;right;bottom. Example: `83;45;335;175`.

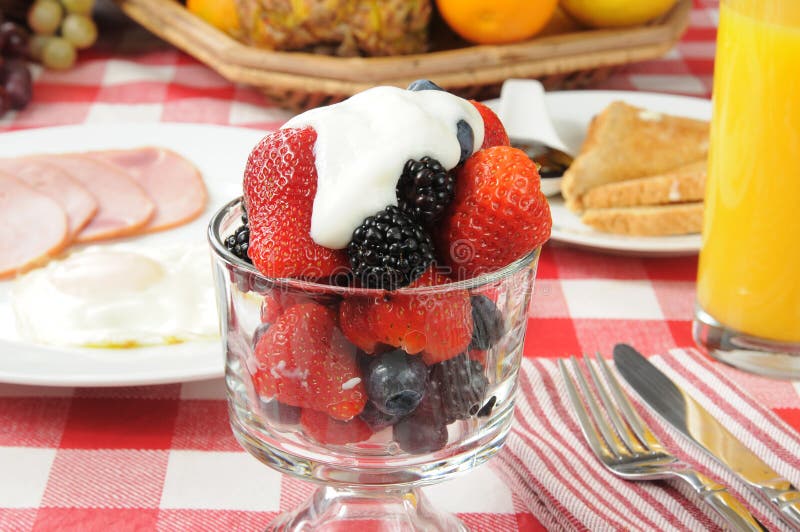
259;290;339;323
252;302;366;420
470;100;510;149
260;291;304;323
339;267;472;365
437;146;551;279
468;349;488;366
244;127;349;279
300;409;373;445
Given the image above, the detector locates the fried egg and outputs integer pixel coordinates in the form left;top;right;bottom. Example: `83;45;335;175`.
12;243;218;348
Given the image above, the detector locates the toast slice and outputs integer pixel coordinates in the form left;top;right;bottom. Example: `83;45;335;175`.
562;101;710;212
581;202;704;236
581;160;707;209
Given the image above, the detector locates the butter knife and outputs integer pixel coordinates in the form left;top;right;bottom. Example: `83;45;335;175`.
614;343;800;530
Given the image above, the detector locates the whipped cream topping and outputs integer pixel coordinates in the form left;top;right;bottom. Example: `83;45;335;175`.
283;86;485;249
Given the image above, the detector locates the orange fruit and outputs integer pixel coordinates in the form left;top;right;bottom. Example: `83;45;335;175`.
186;0;240;35
435;0;558;45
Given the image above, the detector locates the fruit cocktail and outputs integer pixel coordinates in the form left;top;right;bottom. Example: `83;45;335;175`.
209;81;551;531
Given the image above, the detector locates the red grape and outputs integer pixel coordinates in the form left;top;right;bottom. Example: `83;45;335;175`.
0;85;9;115
0;14;34;116
1;59;32;110
0;21;29;58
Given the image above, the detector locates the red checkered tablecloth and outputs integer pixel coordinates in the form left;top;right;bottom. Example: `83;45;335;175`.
1;1;798;530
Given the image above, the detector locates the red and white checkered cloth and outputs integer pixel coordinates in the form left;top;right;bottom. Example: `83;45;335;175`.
2;0;799;530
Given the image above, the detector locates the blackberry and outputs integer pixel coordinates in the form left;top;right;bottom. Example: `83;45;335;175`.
469;295;505;350
429;354;488;423
224;223;251;263
347;206;434;289
396;157;455;224
476;395;497;417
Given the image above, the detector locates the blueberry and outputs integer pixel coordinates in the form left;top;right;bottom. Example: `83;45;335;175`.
456;119;474;164
359;401;402;431
365;349;427;416
469;295;505;350
407;79;444;92
392;382;448;454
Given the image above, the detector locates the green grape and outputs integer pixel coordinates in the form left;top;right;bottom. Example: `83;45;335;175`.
27;0;63;36
29;34;52;60
61;0;95;15
61;13;97;49
41;36;76;70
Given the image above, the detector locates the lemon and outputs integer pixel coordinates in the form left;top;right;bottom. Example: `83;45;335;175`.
559;0;678;28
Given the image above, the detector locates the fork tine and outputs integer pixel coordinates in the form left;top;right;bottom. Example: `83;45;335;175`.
583;354;643;454
558;359;617;461
563;357;628;460
594;353;663;452
569;357;629;459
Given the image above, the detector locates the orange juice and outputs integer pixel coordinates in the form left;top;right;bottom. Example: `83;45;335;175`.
697;0;800;343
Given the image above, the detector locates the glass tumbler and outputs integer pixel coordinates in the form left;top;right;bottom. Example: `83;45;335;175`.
208;198;541;531
693;0;800;378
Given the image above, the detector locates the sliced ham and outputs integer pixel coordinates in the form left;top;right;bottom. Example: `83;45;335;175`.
0;158;98;239
0;172;69;278
33;154;156;243
87;147;207;232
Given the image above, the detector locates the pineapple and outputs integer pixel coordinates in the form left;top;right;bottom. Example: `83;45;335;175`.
235;0;432;56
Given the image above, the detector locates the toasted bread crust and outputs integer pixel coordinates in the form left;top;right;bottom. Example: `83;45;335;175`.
581;202;704;236
581;160;707;209
562;102;710;212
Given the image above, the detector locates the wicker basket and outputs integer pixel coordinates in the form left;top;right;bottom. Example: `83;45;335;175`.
114;0;692;110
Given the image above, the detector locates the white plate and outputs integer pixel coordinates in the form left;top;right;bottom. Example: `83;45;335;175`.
0;123;266;387
488;90;710;256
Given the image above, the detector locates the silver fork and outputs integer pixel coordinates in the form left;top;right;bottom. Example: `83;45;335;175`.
559;354;767;532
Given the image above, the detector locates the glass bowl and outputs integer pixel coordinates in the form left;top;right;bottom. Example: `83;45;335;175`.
208;198;541;531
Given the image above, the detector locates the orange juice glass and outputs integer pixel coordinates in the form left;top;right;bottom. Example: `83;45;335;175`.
694;0;800;377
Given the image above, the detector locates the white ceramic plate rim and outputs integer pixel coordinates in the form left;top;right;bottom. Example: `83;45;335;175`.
487;90;710;256
0;123;267;387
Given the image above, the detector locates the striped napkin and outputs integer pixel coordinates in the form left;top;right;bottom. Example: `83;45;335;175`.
494;349;800;532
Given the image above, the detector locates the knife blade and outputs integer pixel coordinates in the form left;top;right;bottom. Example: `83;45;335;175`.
613;343;800;529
